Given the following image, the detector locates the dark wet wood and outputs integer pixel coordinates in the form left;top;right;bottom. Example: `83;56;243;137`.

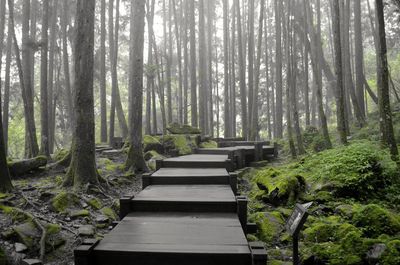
92;212;252;265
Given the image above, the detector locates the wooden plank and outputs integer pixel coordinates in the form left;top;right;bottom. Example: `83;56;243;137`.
152;168;229;177
92;212;252;265
130;185;237;213
161;154;233;171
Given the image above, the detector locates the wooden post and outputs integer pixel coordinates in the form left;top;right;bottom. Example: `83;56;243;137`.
293;234;299;265
254;142;263;161
142;173;152;189
274;142;279;158
155;159;163;170
119;193;134;219
74;239;99;265
236;196;248;233
229;172;238;195
249;241;268;265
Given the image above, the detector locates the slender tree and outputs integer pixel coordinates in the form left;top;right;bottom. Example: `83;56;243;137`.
100;0;107;142
230;0;237;137
198;0;208;134
376;0;399;160
332;0;348;145
189;0;198;127
274;0;283;138
354;0;366;117
146;0;156;134
223;0;230;137
3;7;12;153
64;0;99;188
247;0;255;136
125;0;147;172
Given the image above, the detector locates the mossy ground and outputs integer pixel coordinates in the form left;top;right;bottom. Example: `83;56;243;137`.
242;139;400;264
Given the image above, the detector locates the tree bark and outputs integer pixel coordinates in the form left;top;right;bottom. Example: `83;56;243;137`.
223;0;230;138
3;9;12;154
230;1;237;137
236;0;247;139
189;0;198;128
375;0;399;160
125;0;147;172
198;0;208;135
274;0;283;139
146;0;156;135
247;0;255;137
64;0;99;188
332;0;348;145
100;0;107;142
354;0;366;117
172;0;183;124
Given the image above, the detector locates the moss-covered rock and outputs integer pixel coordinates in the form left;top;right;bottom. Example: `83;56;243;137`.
166;122;201;134
13;221;39;248
199;140;218;148
381;239;400;264
163;135;197;155
352;204;400;238
144;151;166;171
250;211;285;244
143;135;164;153
50;192;81;213
87;198;103;210
53;148;70;162
253;168;306;206
101;207;117;221
70;209;90;218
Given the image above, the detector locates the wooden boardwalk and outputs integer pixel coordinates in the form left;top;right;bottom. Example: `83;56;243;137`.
75;141;275;265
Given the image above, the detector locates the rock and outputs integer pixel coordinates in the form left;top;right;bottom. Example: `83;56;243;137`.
21;259;42;265
366;243;387;262
143;135;164;153
102;150;123;157
70;209;90;219
78;225;95;236
14;243;28;253
13;222;40;248
50;192;81;213
96;215;110;224
166;122;201;134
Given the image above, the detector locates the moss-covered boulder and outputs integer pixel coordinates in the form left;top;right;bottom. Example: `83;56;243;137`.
8;156;48;177
86;197;103;210
253;168;306;206
381;239;400;264
53;148;70;162
352;204;400;238
166;122;201;135
199;140;218;148
144;151;166;171
50;192;81;213
163;135;198;156
250;211;285;244
101;207;117;221
143;135;164;153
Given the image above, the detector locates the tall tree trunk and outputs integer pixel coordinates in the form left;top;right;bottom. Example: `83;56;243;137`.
48;0;59;153
250;0;265;141
21;0;39;158
125;0;147;172
61;1;74;131
146;0;156;134
40;0;50;157
274;0;283;139
100;0;107;142
64;0;99;188
167;0;173;124
198;0;207;135
183;0;189;124
354;0;366;117
189;0;198;127
375;0;399;160
223;0;230;138
207;0;213;137
303;1;310;127
172;0;183;124
332;0;348;145
236;0;247;139
230;1;237;137
152;35;167;133
247;0;255;137
3;10;12;154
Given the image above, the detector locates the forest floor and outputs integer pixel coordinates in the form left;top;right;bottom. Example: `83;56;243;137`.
0;150;142;265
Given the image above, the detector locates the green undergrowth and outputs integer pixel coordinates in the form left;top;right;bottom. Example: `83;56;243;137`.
163;134;198;155
243;139;400;264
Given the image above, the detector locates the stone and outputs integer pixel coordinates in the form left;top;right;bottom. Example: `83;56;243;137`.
21;259;42;265
166;122;201;134
366;243;387;262
78;225;95;236
96;215;110;224
14;243;28;253
13;222;40;248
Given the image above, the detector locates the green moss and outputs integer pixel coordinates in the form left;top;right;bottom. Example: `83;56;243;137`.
46;223;61;235
143;135;161;145
53;148;70;161
163;135;195;155
0;193;9;199
101;207;117;221
166;122;201;134
0;205;32;222
51;192;81;213
70;209;90;218
13;221;38;248
199;140;218;148
253;168;306;205
87;198;103;210
250;211;285;244
352;204;400;238
382;239;400;264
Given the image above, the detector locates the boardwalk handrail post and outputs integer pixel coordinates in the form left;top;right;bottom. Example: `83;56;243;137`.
155;159;163;170
142;173;152;189
274;142;279;158
249;241;268;265
236;196;248;233
119;193;135;219
229;172;238;195
74;239;99;265
254;142;263;162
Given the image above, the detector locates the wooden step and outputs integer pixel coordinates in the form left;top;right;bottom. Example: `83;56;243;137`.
158;154;234;171
121;185;237;215
76;212;253;265
142;168;238;194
